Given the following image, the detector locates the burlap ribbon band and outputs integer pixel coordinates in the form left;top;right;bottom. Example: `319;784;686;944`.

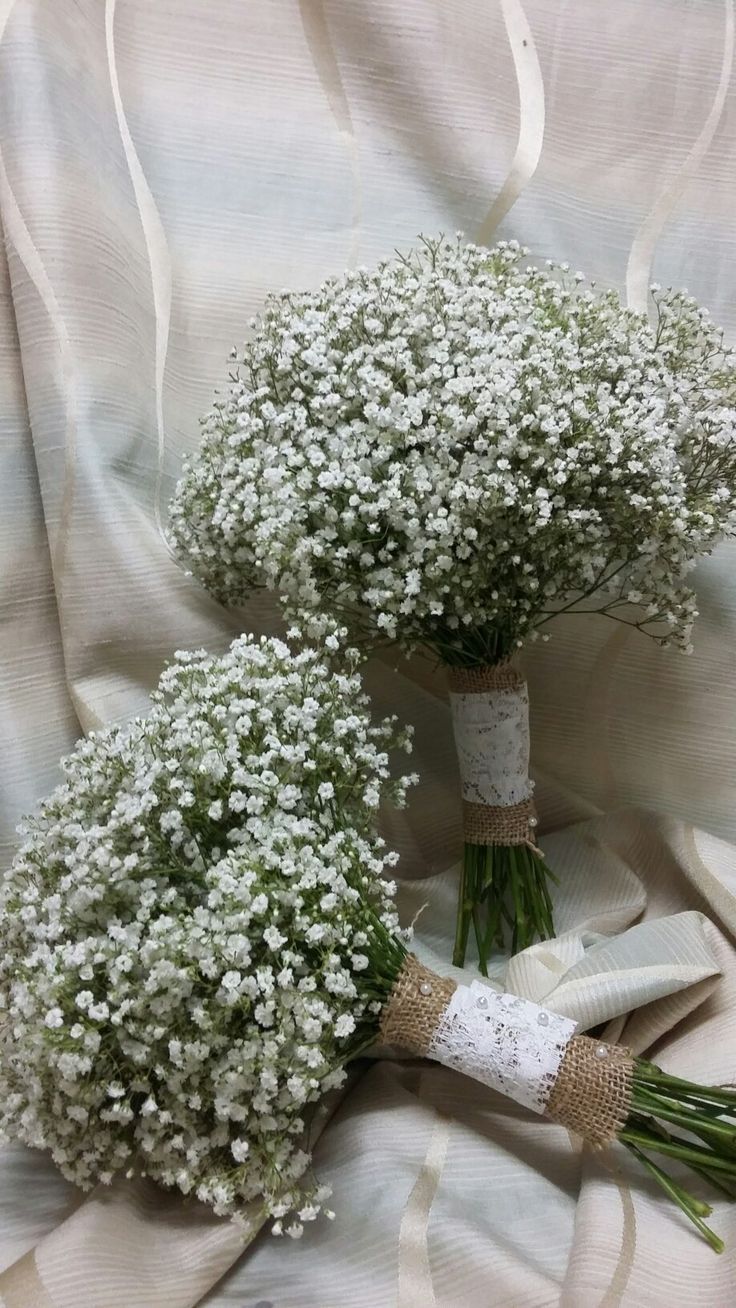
380;955;634;1148
446;662;539;847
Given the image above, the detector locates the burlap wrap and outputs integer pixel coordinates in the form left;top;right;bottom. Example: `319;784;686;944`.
447;662;538;847
462;796;538;845
379;954;457;1056
546;1034;635;1148
446;663;525;694
381;957;634;1147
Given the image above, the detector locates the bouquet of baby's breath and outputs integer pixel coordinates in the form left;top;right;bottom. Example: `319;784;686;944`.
0;634;415;1231
168;236;736;972
1;632;735;1250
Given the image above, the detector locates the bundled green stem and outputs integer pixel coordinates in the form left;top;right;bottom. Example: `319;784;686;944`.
620;1061;736;1252
452;841;557;972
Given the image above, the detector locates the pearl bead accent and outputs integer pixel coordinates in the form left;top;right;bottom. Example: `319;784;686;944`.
475;994;488;1009
528;816;539;828
419;981;433;996
595;1045;609;1059
537;1012;549;1026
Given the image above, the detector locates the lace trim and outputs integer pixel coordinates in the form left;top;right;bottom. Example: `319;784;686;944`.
449;684;534;809
426;981;577;1115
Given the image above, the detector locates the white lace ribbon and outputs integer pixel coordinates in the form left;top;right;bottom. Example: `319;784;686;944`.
426;982;577;1114
449;685;533;808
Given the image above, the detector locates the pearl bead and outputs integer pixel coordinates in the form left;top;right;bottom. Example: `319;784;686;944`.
528;816;539;828
419;981;432;996
476;994;488;1009
595;1045;609;1059
537;1012;549;1026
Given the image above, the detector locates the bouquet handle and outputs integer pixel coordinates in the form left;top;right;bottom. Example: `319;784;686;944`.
382;955;736;1251
447;662;556;967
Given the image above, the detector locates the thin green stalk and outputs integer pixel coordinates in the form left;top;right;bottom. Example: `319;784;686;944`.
452;847;472;969
453;839;557;969
615;1062;736;1247
619;1127;736;1175
481;866;506;960
534;849;557;935
508;847;528;956
469;848;488;977
624;1141;724;1253
634;1062;736;1104
630;1096;736;1148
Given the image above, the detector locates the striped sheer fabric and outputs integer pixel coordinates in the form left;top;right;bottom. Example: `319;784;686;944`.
0;1;735;1304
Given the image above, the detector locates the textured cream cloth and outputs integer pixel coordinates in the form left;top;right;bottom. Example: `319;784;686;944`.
0;1;735;1305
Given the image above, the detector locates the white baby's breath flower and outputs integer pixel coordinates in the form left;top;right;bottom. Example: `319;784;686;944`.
170;236;736;661
263;926;287;951
334;1013;356;1038
0;633;413;1230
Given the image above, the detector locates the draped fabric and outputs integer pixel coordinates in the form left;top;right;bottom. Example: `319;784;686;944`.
0;1;735;1303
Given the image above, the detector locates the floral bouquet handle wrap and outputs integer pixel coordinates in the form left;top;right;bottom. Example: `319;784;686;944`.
382;957;632;1144
383;956;736;1254
446;662;552;966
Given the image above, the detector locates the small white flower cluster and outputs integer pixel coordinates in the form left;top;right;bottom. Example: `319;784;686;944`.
0;634;414;1229
169;237;736;662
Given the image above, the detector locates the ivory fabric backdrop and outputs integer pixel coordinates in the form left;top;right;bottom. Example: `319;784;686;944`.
0;1;736;1304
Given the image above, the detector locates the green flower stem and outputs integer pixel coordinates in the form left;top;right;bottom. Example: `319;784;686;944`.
452;846;473;970
633;1099;736;1149
634;1063;736;1105
452;841;557;970
624;1141;724;1254
611;1062;736;1250
620;1126;736;1175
